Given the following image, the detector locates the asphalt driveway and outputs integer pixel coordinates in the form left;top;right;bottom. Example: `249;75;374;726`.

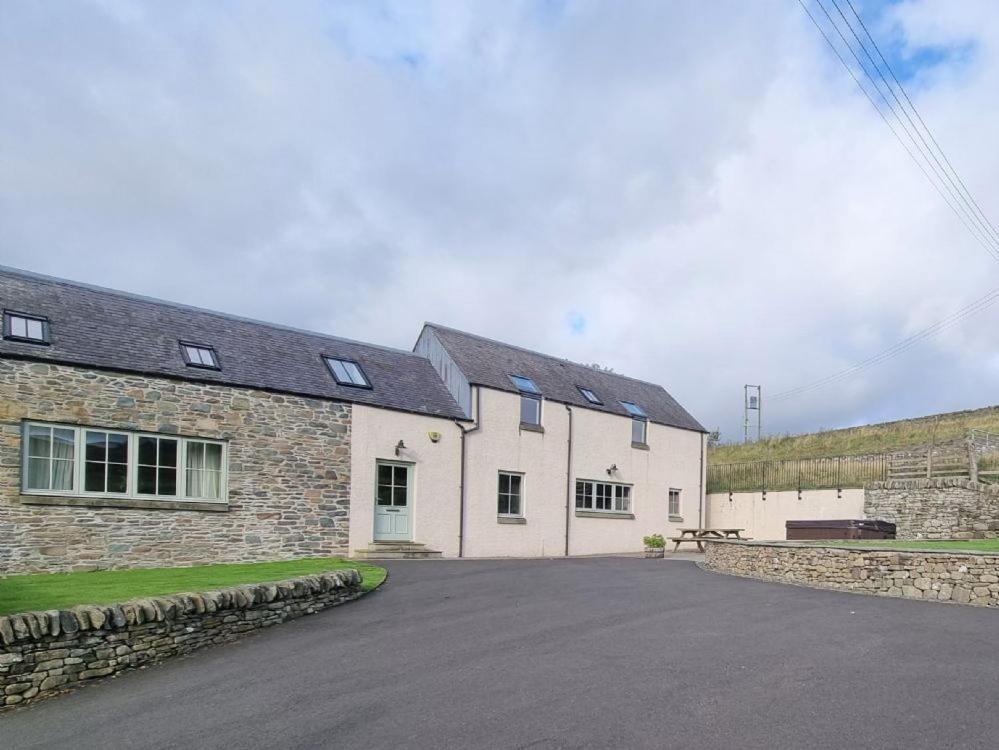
3;557;999;749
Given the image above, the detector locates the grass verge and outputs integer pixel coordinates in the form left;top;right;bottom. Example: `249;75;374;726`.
0;558;387;616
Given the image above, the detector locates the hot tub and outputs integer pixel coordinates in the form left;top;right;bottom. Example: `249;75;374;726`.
785;519;896;541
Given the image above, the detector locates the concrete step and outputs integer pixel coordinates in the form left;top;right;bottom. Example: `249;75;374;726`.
354;542;443;560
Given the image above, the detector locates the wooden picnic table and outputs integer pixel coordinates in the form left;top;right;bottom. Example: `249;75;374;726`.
670;528;746;552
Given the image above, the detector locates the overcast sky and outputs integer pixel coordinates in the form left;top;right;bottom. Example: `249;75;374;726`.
2;0;998;441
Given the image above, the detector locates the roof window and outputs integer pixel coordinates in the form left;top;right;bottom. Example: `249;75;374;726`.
325;357;371;388
620;401;647;418
509;375;540;394
180;342;220;370
3;311;49;344
578;387;602;405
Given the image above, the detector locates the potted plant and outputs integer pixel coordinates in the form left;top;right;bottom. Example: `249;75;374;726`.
643;533;666;558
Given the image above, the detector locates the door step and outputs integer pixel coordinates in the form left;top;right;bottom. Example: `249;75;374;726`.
354;541;443;560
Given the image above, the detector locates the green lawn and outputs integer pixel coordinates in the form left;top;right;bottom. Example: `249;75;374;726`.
804;539;999;553
0;558;387;616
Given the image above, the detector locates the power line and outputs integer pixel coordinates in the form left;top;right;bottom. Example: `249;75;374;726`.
770;2;999;404
771;283;999;401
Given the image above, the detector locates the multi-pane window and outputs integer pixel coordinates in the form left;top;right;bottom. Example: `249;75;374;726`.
575;480;631;513
668;488;681;517
509;375;540;394
25;424;75;491
620;401;646;417
3;311;48;343
498;472;523;517
578;387;602;405
632;418;648;444
21;422;226;502
376;463;409;507
84;430;130;493
137;436;178;497
180;342;219;369
325;357;371;388
185;441;224;499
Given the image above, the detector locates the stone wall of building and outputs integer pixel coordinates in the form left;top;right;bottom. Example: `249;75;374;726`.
864;478;999;540
0;359;352;573
704;540;999;606
0;569;362;707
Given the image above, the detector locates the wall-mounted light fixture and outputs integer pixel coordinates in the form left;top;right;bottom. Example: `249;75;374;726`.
427;431;441;443
606;464;618;476
395;439;406;457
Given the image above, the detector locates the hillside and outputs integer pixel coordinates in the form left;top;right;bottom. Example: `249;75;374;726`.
709;404;999;464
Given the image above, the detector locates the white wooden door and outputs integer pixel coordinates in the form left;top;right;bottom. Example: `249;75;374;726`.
374;461;412;541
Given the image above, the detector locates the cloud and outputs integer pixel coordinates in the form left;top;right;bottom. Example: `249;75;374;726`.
1;0;998;442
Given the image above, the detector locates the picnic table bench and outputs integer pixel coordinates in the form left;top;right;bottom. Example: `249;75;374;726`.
670;528;746;552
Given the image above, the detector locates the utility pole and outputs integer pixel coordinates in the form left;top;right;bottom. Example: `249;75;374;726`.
744;385;761;443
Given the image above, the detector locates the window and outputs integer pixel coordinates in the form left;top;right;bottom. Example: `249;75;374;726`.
84;429;130;493
575;479;631;513
324;357;371;388
632;418;647;445
498;472;523;517
180;342;219;369
668;488;681;518
3;311;49;344
21;422;226;502
509;375;540;394
578;387;602;405
376;463;409;507
25;424;75;492
137;436;178;497
620;401;646;417
520;394;541;425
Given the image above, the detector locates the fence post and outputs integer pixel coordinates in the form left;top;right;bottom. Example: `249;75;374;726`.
761;460;766;501
969;438;979;483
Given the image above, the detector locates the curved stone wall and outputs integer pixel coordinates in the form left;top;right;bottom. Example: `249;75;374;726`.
704;540;999;607
0;569;362;707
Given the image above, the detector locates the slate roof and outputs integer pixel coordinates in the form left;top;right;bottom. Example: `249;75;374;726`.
0;266;467;420
423;324;706;433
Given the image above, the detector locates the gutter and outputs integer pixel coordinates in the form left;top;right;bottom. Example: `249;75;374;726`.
564;404;574;557
454;385;482;558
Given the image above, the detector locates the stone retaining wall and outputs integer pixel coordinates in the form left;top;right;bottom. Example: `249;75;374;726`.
0;569;362;707
704;540;999;607
864;478;999;540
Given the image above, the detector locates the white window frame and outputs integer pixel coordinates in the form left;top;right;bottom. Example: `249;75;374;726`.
575;479;632;513
497;471;525;518
668;488;682;518
632;417;648;445
20;421;228;504
520;394;541;426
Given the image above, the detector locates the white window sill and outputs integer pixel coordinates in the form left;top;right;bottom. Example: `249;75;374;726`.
497;516;526;525
669;515;684;523
18;494;229;513
519;422;544;434
574;510;635;520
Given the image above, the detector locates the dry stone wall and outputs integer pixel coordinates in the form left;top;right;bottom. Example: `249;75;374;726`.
0;569;362;707
864;478;999;540
0;359;352;573
705;540;999;606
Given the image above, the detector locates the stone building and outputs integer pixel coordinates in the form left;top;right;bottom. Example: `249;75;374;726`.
0;266;706;572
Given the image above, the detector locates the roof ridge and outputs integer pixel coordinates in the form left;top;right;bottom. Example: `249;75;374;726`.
0;264;429;360
423;322;669;391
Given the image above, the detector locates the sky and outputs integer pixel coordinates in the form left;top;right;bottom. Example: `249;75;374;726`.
2;0;998;443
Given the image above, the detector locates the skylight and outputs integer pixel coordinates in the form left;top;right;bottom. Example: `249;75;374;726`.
578;387;602;405
3;311;49;344
509;375;540;394
620;401;647;418
325;357;371;388
180;342;219;370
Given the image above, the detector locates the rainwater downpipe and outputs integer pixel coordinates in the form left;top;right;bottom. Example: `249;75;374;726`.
454;385;481;558
564;404;573;557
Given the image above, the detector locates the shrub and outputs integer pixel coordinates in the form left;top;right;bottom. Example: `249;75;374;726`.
643;533;666;549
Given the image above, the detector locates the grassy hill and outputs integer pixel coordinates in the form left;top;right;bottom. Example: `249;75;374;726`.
709;404;999;465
